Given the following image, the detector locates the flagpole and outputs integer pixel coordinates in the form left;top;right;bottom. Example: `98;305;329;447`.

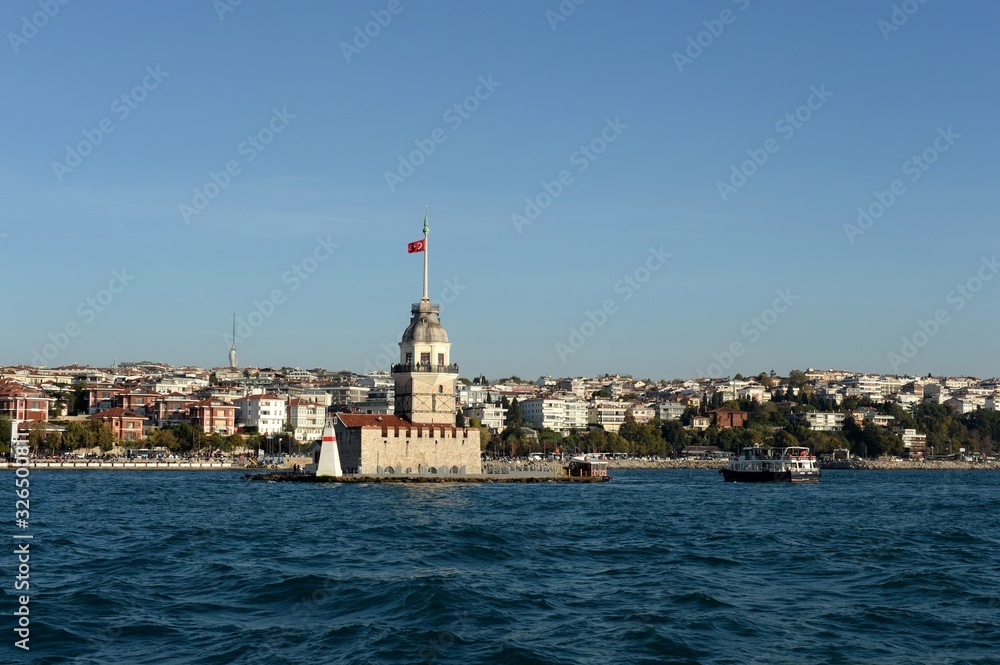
422;206;429;302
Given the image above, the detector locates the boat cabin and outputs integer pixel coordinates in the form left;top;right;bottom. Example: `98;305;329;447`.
567;457;608;478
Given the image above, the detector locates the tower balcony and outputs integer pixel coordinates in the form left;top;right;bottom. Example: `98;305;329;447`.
392;362;459;374
412;302;441;313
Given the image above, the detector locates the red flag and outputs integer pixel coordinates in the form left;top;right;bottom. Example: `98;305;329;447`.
407;239;426;253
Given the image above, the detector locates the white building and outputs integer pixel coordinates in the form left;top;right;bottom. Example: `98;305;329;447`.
657;402;686;421
797;412;846;432
359;371;394;390
287;398;325;441
457;384;488;407
464;404;506;432
329;386;369;405
625;404;656;424
588;401;629;433
521;394;587;434
235;394;287;435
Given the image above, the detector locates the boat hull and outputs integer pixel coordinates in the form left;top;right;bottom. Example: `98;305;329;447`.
720;468;820;483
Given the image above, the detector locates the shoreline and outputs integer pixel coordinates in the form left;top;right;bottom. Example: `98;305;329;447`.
5;459;999;472
604;458;1000;471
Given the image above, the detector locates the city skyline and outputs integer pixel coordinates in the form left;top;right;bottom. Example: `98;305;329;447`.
3;1;998;378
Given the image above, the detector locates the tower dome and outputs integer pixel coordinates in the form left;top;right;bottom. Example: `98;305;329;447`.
401;301;450;344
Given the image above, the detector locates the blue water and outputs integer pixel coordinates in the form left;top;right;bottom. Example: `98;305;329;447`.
5;469;1000;664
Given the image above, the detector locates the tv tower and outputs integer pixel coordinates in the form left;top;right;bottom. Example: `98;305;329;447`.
228;313;238;368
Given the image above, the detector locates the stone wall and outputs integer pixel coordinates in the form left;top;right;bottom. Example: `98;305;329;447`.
356;428;482;476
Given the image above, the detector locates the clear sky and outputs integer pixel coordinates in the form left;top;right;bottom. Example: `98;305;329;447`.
2;0;997;380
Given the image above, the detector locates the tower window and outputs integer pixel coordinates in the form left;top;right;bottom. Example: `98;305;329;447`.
421;352;430;366
438;353;444;366
405;352;413;365
438;385;443;393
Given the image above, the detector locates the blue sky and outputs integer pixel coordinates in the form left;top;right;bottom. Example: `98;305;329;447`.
2;0;998;380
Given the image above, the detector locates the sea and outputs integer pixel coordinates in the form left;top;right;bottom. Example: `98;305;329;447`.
5;469;1000;665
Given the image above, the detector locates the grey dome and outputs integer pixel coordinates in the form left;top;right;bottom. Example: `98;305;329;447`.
401;301;449;343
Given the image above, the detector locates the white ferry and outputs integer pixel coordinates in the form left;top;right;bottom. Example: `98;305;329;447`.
720;446;820;483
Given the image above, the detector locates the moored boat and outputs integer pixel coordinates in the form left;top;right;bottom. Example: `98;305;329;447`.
565;456;612;481
720;446;820;483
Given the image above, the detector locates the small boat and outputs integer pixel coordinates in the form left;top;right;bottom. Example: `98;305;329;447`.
565;456;612;481
720;446;820;483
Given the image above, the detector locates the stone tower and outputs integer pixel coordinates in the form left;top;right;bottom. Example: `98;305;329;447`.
392;209;459;424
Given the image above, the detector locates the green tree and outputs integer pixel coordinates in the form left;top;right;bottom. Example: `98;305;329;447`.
788;370;808;388
505;398;523;427
538;428;564;455
0;415;11;453
62;422;87;449
204;432;226;452
86;420;116;451
28;422;47;455
226;433;245;452
151;429;180;451
44;431;63;454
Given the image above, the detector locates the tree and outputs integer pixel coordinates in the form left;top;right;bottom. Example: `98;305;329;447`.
470;418;493;452
44;431;63;454
62;422;87;449
506;398;524;427
28;422;47;455
226;433;245;452
455;411;466;427
151;429;180;451
0;415;11;453
85;420;116;451
619;420;666;456
788;370;808;388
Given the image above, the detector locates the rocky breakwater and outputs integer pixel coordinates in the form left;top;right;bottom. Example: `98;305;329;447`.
823;458;1000;470
607;458;728;470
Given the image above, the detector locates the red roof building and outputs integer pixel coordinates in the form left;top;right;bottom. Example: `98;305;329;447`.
88;407;146;441
0;380;52;422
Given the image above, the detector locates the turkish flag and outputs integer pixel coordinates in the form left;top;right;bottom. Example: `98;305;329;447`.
407;239;426;253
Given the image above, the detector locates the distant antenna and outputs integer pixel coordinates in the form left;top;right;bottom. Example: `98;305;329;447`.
229;313;238;368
